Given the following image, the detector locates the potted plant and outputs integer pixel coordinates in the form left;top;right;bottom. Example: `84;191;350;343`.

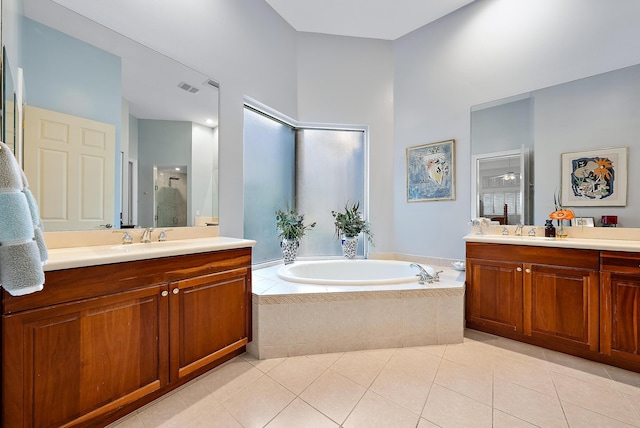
275;207;316;264
331;202;373;259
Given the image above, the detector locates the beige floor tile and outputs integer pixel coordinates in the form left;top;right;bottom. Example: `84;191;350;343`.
370;365;433;414
266;398;338;428
198;359;264;402
625;391;640;419
606;365;640;397
267;355;327;394
494;377;567;428
413;344;448;358
544;349;615;388
330;351;387;387
493;356;557;397
108;413;144;428
417;417;441;428
492;409;538;427
241;353;287;373
299;369;367;424
492;337;549;368
422;384;493;428
187;403;244;427
562;401;638;428
384;347;442;380
434;359;493;405
552;371;640;426
343;390;420;428
136;393;201;428
357;347;397;363
441;341;498;372
306;352;344;367
222;375;295;428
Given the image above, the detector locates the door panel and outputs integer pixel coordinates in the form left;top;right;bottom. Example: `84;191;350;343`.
24;105;115;231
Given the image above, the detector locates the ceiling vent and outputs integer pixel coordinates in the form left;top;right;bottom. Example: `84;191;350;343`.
203;79;219;89
178;82;200;94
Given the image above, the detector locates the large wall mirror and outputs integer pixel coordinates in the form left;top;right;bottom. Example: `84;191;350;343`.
2;0;219;231
471;64;640;228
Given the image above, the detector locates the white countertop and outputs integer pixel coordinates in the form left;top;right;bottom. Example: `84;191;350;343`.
44;237;257;271
464;233;640;252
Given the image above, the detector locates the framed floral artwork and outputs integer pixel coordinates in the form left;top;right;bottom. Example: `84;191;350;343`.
561;146;628;207
406;139;455;202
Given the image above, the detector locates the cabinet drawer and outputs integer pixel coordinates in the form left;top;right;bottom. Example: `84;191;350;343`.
601;252;640;274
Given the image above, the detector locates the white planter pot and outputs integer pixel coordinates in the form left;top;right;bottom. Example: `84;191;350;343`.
280;238;299;264
341;235;358;259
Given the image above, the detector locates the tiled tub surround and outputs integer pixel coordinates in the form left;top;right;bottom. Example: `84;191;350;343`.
248;260;465;359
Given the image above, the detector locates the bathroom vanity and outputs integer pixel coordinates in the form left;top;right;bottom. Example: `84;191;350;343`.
1;237;255;428
465;233;640;373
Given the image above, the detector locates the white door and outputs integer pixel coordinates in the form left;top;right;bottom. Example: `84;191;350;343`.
24;105;115;231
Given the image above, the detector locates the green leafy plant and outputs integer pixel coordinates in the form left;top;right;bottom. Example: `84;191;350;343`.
331;201;374;244
275;207;316;241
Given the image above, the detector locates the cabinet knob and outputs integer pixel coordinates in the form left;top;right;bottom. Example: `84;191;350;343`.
516;267;522;272
525;268;531;273
173;288;179;294
161;291;168;297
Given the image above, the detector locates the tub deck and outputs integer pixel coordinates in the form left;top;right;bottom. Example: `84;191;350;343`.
248;261;466;359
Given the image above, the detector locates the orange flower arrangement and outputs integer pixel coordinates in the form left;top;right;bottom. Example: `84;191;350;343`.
549;209;575;221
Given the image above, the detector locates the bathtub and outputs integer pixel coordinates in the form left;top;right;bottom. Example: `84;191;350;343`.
248;259;466;359
277;259;436;285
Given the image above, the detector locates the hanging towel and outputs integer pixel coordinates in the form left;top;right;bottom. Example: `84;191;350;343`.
0;241;45;296
0;191;36;243
0;141;47;296
0;142;23;189
21;185;48;264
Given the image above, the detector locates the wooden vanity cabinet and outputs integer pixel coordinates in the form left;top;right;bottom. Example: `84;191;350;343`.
600;251;640;366
466;258;524;334
466;242;600;354
2;247;252;428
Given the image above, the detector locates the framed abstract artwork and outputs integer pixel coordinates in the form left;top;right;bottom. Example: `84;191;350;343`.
406;139;455;202
561;146;628;207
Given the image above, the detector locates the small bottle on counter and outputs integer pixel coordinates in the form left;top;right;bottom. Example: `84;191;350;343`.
544;220;556;238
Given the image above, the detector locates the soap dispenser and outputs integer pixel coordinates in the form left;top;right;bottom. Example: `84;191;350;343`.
544;220;556;238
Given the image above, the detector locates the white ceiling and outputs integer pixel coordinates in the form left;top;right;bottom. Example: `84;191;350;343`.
264;0;476;40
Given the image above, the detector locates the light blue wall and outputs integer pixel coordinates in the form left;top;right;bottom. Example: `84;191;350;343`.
21;17;122;222
393;0;640;259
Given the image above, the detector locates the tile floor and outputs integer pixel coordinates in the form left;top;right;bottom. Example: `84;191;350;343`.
110;329;640;428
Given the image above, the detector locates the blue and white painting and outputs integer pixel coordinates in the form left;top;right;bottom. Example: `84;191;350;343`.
407;139;455;202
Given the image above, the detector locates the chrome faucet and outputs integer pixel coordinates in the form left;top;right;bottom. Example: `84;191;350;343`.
528;227;536;237
113;230;133;244
410;263;442;284
141;227;154;243
514;224;523;236
158;229;173;242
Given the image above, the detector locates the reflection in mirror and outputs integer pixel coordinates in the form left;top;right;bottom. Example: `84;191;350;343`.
18;2;219;231
471;149;530;226
2;47;16;156
471;64;640;227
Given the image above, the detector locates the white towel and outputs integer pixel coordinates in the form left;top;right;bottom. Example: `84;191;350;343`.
0;141;47;296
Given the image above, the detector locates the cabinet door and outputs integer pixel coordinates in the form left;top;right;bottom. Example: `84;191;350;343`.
601;272;640;362
466;259;523;333
2;284;169;428
170;268;250;380
524;264;599;351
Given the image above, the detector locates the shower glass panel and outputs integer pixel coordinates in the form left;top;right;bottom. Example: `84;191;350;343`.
296;129;365;257
154;166;187;227
243;108;295;263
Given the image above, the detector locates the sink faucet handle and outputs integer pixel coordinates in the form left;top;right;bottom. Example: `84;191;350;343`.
528;227;536;237
112;230;133;244
158;228;173;242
